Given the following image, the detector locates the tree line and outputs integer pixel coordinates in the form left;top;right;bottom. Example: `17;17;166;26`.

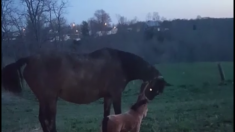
2;0;233;64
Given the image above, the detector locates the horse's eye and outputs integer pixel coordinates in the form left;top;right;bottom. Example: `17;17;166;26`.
149;88;152;91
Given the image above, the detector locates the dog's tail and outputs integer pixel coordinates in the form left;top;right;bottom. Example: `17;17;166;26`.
102;116;109;132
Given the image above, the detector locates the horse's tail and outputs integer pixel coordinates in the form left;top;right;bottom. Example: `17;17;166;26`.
2;57;29;94
102;116;109;132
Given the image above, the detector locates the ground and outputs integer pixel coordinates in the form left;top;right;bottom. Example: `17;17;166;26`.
2;62;234;132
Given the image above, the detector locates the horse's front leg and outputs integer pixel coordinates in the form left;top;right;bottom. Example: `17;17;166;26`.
103;97;112;117
113;94;122;115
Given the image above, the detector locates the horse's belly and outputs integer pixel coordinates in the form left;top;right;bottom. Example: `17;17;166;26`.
57;66;124;104
58;85;102;104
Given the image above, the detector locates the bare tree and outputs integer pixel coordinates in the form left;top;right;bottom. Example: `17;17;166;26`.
47;0;68;42
2;0;26;43
152;12;160;21
146;12;152;21
116;14;128;25
81;21;89;37
93;9;112;31
88;18;97;36
21;0;49;43
128;16;138;25
9;12;26;38
18;0;68;44
2;0;14;41
146;12;160;21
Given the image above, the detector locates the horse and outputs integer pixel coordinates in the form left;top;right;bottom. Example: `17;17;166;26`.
102;99;148;132
2;48;167;132
101;82;150;132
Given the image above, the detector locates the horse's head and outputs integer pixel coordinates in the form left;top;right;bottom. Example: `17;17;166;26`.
140;75;166;101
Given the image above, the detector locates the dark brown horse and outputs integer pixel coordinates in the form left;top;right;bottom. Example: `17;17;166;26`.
2;48;166;132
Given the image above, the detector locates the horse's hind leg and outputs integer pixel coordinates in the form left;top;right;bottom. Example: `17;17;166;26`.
39;105;48;132
38;98;57;132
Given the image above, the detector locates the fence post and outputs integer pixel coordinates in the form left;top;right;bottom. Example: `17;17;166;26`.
217;63;225;82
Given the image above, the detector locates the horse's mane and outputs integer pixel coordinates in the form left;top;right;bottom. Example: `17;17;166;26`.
110;48;158;81
94;48;148;63
130;99;148;111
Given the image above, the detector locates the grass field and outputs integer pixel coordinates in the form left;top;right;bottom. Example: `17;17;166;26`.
2;62;234;132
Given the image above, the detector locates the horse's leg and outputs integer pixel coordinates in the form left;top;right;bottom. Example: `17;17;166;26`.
103;97;112;117
113;95;122;115
47;99;57;132
39;103;49;132
38;98;57;132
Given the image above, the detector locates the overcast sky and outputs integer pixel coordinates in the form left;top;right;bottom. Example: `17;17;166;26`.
66;0;233;24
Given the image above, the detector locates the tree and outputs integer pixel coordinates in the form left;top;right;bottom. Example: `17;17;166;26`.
88;18;97;36
146;12;160;21
21;0;68;43
2;0;25;42
146;12;152;21
2;0;13;41
81;21;89;37
93;9;112;31
152;12;160;21
129;16;138;25
21;0;49;43
47;0;68;41
116;14;127;25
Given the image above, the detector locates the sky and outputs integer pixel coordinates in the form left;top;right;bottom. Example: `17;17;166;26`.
66;0;233;24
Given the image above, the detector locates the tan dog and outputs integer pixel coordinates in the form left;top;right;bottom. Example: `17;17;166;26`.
101;83;151;132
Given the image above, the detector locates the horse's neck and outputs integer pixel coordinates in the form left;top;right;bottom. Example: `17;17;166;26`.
139;104;148;117
129;105;148;118
143;108;148;118
138;66;158;82
119;52;159;81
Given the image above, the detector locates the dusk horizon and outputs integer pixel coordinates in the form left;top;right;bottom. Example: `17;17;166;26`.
65;0;233;24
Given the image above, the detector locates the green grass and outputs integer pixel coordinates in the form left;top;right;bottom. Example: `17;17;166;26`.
2;62;234;132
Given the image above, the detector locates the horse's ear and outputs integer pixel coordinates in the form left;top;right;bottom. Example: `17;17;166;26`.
156;75;172;86
151;75;164;84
